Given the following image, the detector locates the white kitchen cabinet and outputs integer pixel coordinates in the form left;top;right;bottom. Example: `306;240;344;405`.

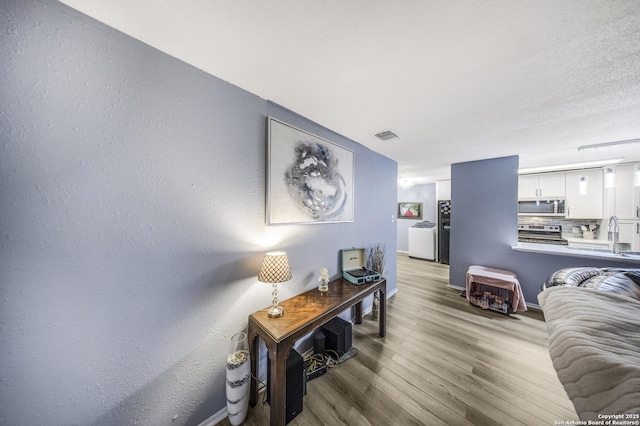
518;172;565;199
617;220;640;251
612;163;640;219
566;238;612;249
565;169;603;219
436;180;451;201
518;175;539;198
538;173;566;198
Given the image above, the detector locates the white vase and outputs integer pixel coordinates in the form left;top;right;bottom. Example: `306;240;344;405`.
226;332;250;425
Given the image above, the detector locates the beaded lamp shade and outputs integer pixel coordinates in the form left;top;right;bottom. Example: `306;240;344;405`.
258;252;292;283
258;252;291;317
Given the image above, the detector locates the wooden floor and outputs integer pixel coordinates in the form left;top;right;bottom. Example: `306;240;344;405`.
218;254;577;425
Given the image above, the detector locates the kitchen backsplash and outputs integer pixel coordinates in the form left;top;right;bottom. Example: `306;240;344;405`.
518;217;601;239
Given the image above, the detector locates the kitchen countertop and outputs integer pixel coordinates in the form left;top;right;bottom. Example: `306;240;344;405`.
512;242;640;264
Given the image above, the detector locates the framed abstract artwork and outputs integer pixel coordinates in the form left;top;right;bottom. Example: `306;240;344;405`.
267;117;354;225
397;202;423;220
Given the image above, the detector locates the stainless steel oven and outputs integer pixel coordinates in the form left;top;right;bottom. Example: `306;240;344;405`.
517;224;568;245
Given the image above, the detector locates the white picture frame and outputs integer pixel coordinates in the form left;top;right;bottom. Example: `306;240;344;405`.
267;117;354;225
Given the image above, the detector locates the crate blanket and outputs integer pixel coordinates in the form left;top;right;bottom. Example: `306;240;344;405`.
465;265;527;312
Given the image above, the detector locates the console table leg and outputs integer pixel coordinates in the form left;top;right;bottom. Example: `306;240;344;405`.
354;301;363;324
267;342;290;426
248;324;259;407
379;288;386;337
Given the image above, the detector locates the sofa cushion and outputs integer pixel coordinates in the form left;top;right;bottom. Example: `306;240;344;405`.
543;267;601;288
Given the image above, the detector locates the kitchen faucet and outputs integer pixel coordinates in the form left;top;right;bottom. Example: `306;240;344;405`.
607;215;619;243
608;215;620;251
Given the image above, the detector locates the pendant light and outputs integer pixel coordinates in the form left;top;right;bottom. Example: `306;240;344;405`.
578;176;588;195
604;167;616;188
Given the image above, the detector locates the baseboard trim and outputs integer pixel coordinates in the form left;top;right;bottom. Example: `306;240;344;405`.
198;407;227;426
446;284;465;291
526;302;542;311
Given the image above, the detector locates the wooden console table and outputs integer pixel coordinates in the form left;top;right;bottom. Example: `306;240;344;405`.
248;277;386;426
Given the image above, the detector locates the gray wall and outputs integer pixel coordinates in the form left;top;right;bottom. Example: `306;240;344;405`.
449;156;521;291
450;155;636;305
0;1;397;425
397;183;437;252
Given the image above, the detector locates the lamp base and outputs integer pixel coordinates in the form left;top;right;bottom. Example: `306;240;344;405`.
267;305;284;317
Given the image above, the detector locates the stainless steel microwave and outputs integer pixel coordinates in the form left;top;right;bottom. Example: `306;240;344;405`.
518;199;565;216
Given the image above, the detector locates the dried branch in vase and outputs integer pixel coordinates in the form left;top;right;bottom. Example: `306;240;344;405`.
366;243;386;276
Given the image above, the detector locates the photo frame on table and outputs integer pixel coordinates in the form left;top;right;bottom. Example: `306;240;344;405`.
397;202;423;220
267;117;354;225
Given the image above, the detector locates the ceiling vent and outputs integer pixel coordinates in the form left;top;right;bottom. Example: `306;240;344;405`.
375;130;398;141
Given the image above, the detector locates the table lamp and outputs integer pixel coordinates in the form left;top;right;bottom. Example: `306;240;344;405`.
258;251;292;317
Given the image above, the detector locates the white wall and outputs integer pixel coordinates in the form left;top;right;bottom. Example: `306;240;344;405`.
397;183;436;252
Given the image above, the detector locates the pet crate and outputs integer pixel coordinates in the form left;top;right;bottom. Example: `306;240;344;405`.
465;265;525;314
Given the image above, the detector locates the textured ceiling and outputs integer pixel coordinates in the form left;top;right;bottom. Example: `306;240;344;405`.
59;0;640;182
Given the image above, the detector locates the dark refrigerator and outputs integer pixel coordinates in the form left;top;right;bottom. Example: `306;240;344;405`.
438;200;451;264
